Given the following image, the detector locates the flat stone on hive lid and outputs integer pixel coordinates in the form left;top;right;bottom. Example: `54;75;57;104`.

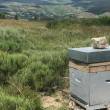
91;37;109;49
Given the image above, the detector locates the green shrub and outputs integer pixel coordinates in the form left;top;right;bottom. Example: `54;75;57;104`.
47;17;110;29
0;87;42;110
81;17;110;26
0;51;28;84
0;13;6;19
12;51;68;92
0;28;30;52
46;19;76;29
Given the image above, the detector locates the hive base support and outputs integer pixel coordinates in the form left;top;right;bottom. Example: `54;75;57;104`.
70;95;109;110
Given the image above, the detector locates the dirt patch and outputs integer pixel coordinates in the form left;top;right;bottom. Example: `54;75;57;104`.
41;91;69;110
42;96;62;109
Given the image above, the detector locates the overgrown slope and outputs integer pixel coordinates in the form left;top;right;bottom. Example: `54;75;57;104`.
0;19;110;110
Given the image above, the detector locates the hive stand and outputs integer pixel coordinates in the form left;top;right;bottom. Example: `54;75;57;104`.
69;95;110;110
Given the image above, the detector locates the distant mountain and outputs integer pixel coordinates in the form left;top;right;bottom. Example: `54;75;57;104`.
0;0;72;4
0;0;110;13
0;0;110;20
72;0;110;14
0;0;83;20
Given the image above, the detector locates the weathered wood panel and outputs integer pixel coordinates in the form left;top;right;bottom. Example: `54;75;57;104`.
69;60;110;73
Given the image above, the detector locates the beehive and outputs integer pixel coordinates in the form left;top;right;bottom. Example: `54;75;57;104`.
69;47;110;109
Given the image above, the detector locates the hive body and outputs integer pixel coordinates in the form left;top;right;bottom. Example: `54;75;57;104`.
70;67;110;106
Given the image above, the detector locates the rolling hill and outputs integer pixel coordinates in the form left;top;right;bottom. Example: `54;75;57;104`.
0;0;110;19
0;0;84;19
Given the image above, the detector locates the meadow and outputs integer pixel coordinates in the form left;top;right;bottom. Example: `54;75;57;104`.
0;18;110;110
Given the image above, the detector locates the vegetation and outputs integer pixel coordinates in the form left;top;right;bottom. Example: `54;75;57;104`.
14;14;19;20
0;13;6;19
0;87;42;110
0;18;110;109
46;17;110;28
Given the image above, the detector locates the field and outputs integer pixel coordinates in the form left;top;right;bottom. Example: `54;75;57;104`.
0;19;110;110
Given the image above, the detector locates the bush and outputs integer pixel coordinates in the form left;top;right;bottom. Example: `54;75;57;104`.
81;17;110;26
12;51;68;92
0;87;42;110
0;51;28;84
0;13;6;19
0;28;30;53
47;17;110;29
46;19;76;29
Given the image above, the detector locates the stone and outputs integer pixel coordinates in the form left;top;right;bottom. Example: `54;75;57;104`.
91;37;109;49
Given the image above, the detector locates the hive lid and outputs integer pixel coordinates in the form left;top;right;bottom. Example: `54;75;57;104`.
69;46;110;64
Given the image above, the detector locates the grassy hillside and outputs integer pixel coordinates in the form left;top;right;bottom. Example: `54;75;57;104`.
0;19;110;110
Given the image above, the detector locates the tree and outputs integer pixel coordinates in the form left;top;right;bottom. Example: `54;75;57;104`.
0;13;6;19
14;14;19;20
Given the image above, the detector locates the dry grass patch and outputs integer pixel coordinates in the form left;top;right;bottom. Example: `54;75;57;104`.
0;19;46;30
42;91;68;110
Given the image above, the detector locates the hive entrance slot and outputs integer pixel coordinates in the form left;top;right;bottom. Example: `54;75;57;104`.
105;80;110;83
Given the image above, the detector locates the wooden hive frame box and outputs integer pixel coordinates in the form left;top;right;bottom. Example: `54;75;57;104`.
69;60;110;73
